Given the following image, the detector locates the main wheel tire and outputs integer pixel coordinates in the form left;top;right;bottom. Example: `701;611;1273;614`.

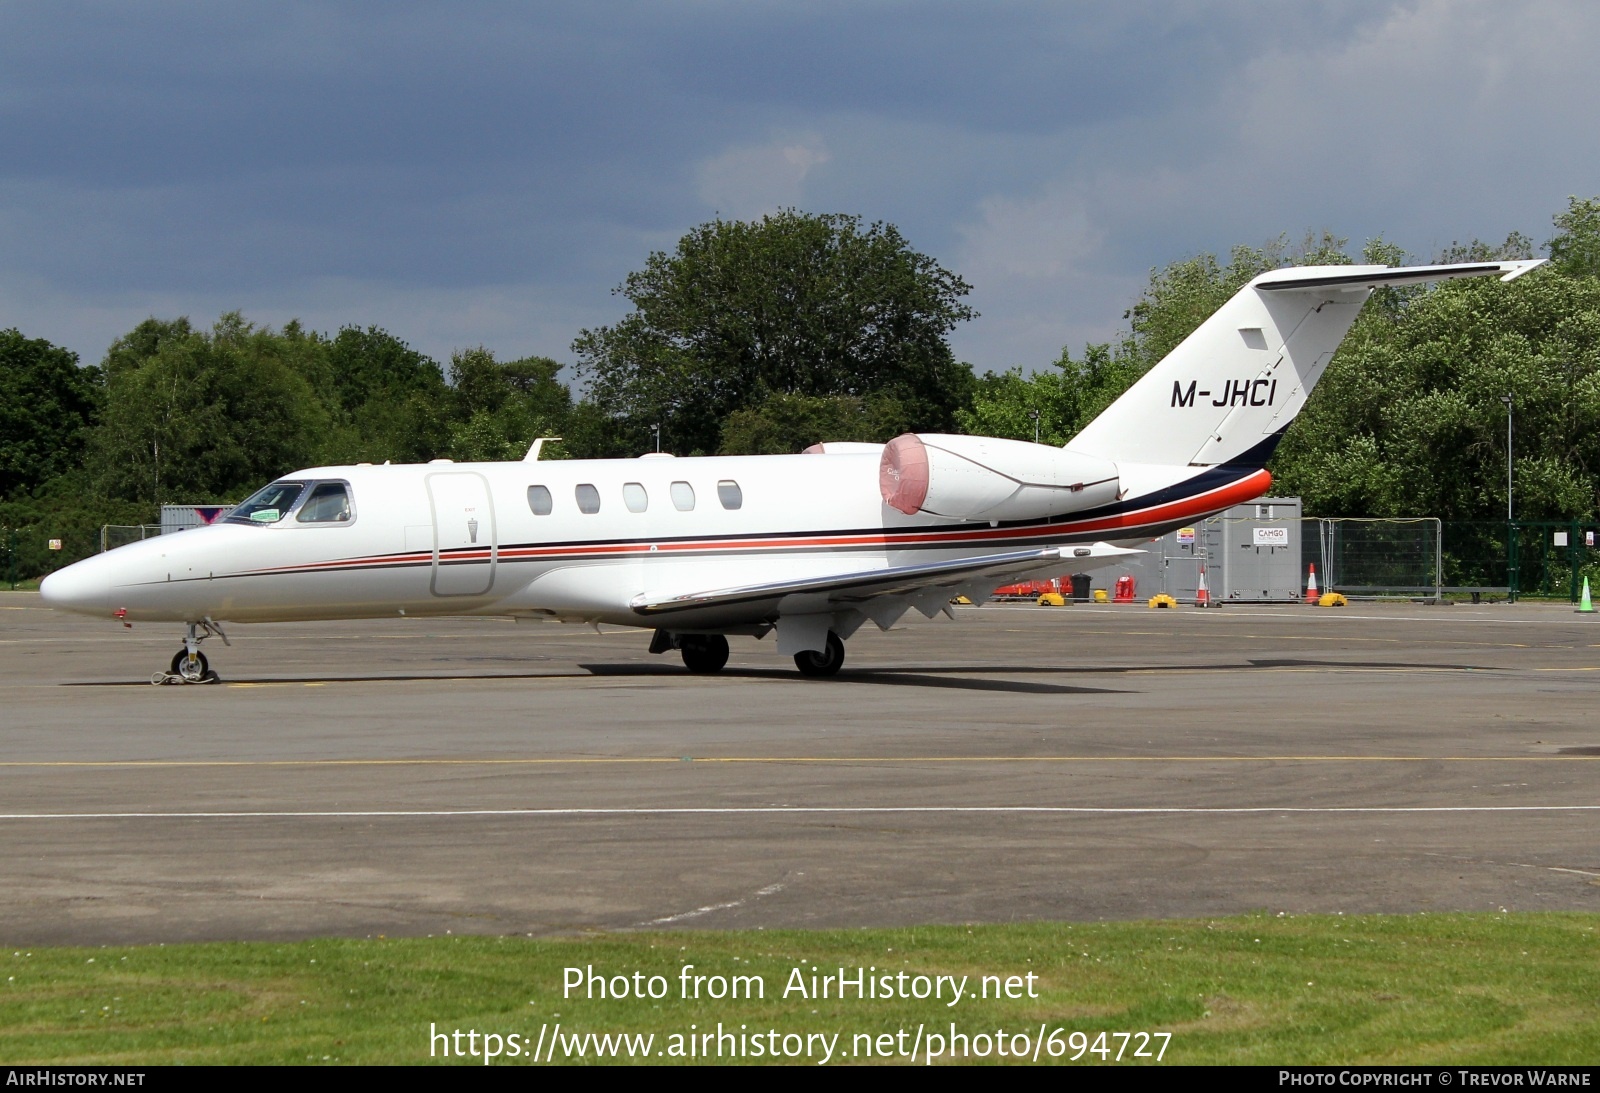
679;634;730;674
169;649;209;682
793;631;845;677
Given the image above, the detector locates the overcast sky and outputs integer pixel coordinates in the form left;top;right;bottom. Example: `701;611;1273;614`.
1;1;1593;379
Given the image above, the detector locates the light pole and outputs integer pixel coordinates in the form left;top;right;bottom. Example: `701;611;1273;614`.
651;423;661;454
1502;393;1516;602
1501;394;1513;521
1028;409;1041;445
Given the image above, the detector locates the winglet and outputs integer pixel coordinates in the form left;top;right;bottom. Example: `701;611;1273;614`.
1498;259;1546;282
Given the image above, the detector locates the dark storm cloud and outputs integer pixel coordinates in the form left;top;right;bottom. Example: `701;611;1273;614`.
0;2;1591;371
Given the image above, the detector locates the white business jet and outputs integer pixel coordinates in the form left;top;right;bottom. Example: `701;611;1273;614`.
42;259;1542;682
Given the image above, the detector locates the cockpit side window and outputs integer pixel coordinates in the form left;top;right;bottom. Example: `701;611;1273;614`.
296;481;353;523
228;480;307;525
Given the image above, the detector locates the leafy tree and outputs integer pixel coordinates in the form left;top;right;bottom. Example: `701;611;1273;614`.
1273;240;1600;524
954;236;1342;447
320;326;452;465
719;392;910;455
0;330;101;498
1119;232;1351;375
958;344;1140;446
445;349;571;461
1548;195;1600;278
90;313;333;503
573;210;977;455
1434;231;1536;265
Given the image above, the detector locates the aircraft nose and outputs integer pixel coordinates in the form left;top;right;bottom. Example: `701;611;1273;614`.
39;556;114;617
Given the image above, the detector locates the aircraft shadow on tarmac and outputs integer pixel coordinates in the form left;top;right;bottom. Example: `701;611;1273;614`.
61;667;1121;694
576;664;1128;695
61;657;1491;692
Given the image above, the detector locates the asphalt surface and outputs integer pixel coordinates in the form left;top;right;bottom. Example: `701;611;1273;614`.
1;591;1597;945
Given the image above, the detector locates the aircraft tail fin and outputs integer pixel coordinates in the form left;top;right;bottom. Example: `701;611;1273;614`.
1065;259;1543;469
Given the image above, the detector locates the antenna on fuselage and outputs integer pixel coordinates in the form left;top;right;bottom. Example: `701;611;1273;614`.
524;437;562;462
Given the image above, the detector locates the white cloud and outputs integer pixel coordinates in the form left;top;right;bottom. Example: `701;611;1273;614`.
950;187;1135;372
944;0;1600;371
695;134;832;220
5;2;1597;381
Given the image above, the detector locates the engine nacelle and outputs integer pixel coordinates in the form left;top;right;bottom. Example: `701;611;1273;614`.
879;433;1120;521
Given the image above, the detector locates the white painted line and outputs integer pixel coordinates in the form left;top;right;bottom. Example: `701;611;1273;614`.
0;805;1595;820
643;882;785;926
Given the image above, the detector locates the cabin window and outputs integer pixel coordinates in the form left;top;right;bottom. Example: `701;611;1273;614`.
575;483;601;514
670;481;695;511
296;481;353;523
717;480;743;510
227;480;307;525
623;482;648;512
527;485;553;516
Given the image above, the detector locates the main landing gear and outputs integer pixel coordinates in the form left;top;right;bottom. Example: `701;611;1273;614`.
649;629;731;674
648;628;847;677
678;634;730;674
793;631;845;678
152;619;228;685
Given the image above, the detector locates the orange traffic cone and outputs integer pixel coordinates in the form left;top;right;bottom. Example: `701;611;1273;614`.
1305;563;1320;604
1196;567;1211;607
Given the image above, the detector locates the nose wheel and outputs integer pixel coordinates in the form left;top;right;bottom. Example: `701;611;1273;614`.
152;620;226;684
160;648;217;684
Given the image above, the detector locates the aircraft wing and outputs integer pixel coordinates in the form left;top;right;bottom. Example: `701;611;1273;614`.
630;542;1141;617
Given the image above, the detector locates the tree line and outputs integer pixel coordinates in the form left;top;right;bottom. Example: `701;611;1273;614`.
2;200;1598;579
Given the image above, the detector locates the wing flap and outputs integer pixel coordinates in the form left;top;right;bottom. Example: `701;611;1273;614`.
630;543;1141;617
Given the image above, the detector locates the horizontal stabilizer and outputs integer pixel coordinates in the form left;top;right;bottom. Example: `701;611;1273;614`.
631;543;1141;616
1256;259;1544;291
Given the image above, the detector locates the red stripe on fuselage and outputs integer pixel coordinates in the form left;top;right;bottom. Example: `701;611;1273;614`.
237;468;1271;578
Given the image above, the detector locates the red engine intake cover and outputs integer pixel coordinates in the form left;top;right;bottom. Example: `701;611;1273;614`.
879;434;930;515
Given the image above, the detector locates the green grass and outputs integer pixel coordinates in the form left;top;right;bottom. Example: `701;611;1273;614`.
1;913;1596;1065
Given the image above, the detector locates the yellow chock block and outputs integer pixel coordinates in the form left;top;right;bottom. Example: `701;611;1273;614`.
1148;594;1178;609
949;595;973;605
1318;592;1348;607
1036;592;1066;607
1093;588;1109;603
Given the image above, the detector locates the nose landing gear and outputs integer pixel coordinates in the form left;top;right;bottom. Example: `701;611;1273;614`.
152;619;228;685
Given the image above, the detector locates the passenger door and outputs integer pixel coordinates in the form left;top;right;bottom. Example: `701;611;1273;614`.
426;472;497;596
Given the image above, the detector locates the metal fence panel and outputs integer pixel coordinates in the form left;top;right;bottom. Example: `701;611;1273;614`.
1309;517;1442;600
100;524;162;553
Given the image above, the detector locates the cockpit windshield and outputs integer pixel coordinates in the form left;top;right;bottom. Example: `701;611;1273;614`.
296;481;352;523
227;481;307;525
